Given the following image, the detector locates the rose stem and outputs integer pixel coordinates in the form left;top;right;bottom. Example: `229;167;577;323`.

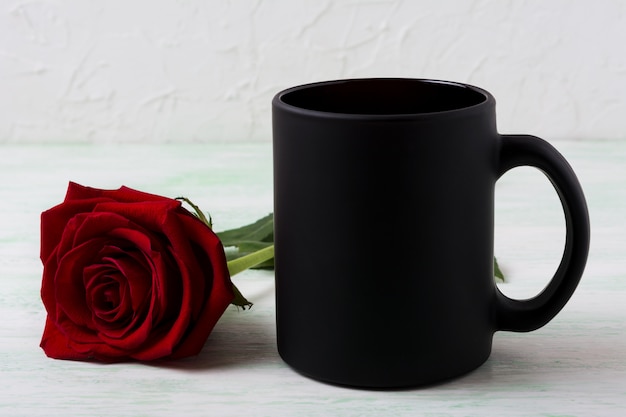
227;245;275;309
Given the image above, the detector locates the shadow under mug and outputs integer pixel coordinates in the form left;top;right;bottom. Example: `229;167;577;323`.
272;78;590;388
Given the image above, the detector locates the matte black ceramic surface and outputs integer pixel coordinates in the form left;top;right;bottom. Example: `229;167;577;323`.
272;79;590;388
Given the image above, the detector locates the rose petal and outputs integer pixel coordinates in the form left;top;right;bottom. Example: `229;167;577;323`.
40;316;130;362
107;227;153;255
41;198;109;262
55;238;109;328
40;249;61;327
99;246;152;312
85;247;155;350
66;212;130;251
151;252;183;313
93;200;181;234
84;264;131;325
169;214;234;358
40;318;90;361
127;209;197;360
65;182;170;204
162;209;207;316
97;231;180;328
54;311;101;347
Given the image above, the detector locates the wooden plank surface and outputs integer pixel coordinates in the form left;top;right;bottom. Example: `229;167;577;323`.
1;141;624;416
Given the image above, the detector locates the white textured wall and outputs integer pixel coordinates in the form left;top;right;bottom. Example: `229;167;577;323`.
1;0;625;143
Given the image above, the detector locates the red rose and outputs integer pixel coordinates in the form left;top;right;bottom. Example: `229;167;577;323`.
40;182;234;361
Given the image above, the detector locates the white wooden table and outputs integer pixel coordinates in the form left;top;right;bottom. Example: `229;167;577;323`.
1;141;624;416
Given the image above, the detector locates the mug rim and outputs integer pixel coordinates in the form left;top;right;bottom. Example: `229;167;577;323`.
273;78;495;120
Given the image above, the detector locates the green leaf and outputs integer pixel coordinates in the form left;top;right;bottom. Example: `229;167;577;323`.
216;213;273;247
231;283;253;310
216;214;274;269
494;257;505;283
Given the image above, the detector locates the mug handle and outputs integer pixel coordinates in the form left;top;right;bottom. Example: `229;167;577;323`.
495;135;590;332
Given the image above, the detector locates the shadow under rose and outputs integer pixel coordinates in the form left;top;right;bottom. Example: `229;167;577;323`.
151;308;280;372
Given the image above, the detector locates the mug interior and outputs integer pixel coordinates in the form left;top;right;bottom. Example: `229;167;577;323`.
279;79;487;116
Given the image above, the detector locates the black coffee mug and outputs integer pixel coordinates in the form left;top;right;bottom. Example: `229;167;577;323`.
272;78;590;388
